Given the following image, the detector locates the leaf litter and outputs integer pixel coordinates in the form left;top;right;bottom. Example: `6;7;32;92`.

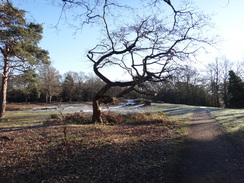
0;111;187;183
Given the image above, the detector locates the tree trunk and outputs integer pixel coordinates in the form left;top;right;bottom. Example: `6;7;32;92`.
49;95;52;103
223;80;228;107
0;59;9;119
0;76;8;118
91;83;112;123
45;95;48;103
92;98;102;123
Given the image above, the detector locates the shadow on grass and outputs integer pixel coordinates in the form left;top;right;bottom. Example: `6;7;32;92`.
177;129;244;183
0;124;61;133
2;126;243;183
163;108;195;116
0;136;181;183
177;108;244;183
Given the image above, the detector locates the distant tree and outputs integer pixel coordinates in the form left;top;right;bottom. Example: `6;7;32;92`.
62;72;75;102
39;64;61;103
207;58;221;107
155;79;211;106
219;57;233;107
0;2;49;117
204;57;234;107
71;72;86;102
61;71;87;102
227;70;244;108
7;70;41;102
82;75;105;102
171;65;198;104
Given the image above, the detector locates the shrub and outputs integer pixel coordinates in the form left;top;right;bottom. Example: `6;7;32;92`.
101;111;123;124
101;111;170;125
44;111;170;126
44;112;91;125
64;112;90;124
124;111;169;125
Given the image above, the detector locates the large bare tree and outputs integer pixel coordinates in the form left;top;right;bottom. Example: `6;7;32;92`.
58;0;214;123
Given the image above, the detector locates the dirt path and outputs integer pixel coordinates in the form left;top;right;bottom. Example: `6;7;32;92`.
177;108;244;183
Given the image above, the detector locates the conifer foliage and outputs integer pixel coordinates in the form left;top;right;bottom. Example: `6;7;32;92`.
228;70;244;108
0;2;50;118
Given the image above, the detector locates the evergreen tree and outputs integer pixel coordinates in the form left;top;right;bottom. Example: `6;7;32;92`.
228;70;244;108
0;2;49;117
62;73;75;102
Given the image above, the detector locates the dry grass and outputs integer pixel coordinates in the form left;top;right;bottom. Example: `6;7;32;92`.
6;103;46;111
0;109;189;183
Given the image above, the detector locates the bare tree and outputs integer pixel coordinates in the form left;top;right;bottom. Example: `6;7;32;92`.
205;56;234;107
58;0;214;123
39;64;61;103
235;60;244;79
207;58;221;107
61;71;87;102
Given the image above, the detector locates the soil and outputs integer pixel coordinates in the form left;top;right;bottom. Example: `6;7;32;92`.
177;108;244;183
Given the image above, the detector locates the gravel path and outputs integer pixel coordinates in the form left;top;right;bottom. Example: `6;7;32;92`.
178;108;244;183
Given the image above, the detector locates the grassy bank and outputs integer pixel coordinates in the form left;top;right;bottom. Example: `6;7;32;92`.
209;108;244;147
0;103;195;183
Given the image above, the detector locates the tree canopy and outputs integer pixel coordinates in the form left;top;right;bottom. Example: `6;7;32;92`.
0;2;50;117
228;70;244;108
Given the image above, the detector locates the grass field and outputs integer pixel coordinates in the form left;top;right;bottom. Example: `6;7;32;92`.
0;103;195;183
209;108;244;148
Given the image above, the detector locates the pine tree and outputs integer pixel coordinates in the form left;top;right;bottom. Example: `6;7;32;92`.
227;70;244;108
0;2;50;118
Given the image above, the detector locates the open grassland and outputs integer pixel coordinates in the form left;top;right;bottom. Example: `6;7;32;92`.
0;103;195;183
210;108;244;148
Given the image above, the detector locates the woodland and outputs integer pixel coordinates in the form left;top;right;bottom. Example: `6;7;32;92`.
5;63;244;109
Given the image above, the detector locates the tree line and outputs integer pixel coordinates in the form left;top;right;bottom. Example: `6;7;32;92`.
4;59;244;109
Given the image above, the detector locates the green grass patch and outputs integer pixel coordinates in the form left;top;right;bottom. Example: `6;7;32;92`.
210;108;244;147
0;112;52;129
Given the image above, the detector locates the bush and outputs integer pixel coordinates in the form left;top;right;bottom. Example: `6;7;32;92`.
101;111;169;125
64;112;90;124
44;112;91;125
101;111;123;124
124;111;169;125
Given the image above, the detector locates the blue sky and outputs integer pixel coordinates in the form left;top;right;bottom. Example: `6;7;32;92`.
9;0;244;75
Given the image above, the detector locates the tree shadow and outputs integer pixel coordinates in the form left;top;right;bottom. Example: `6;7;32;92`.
0;124;61;133
0;134;180;183
163;108;195;116
3;127;243;183
176;109;244;183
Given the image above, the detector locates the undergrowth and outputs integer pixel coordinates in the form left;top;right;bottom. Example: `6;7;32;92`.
45;111;171;126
